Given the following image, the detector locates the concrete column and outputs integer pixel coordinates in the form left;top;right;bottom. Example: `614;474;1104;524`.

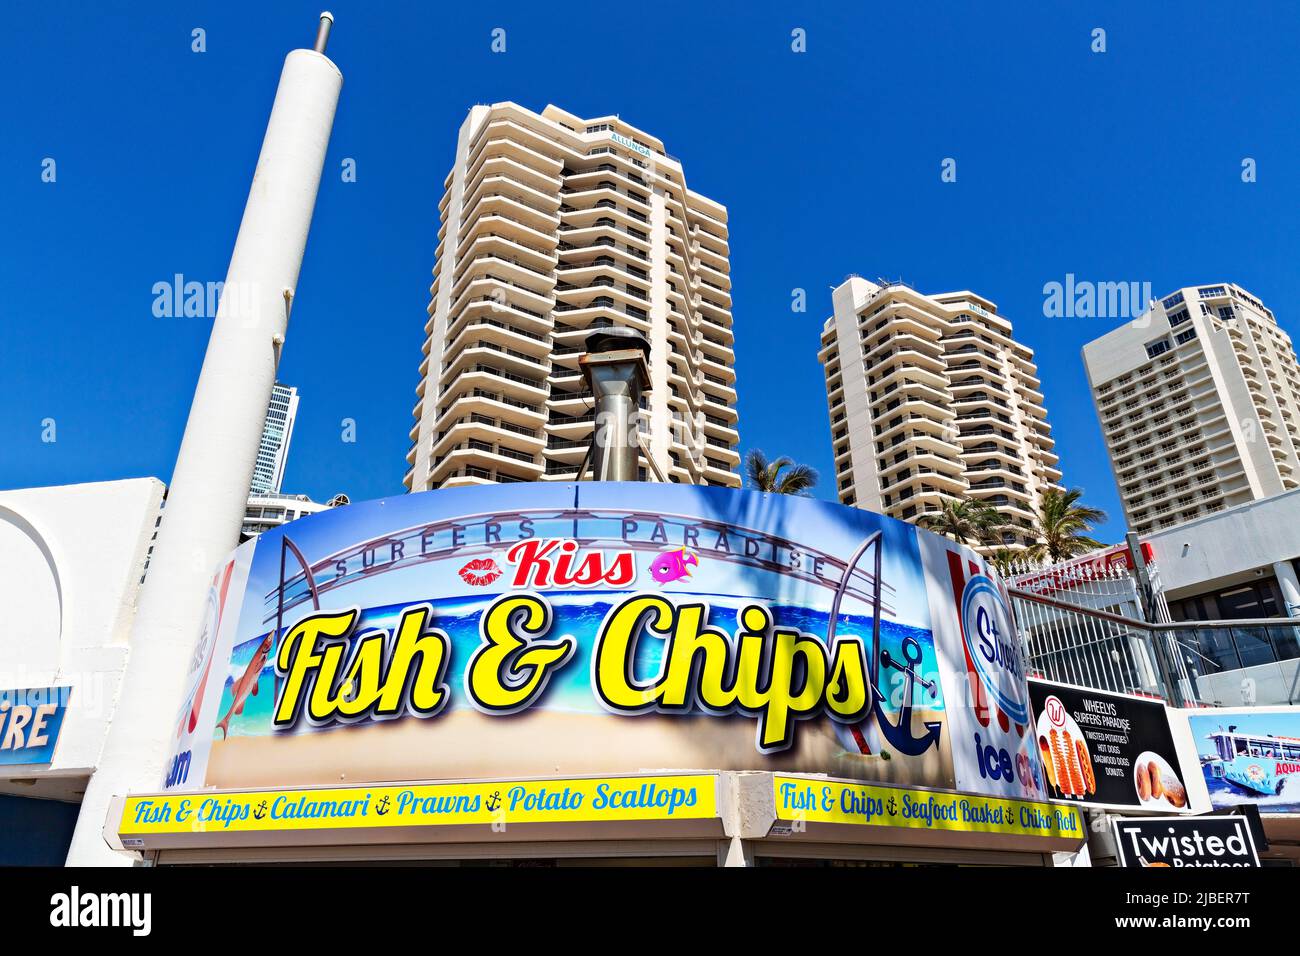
1274;560;1300;617
719;835;753;867
67;43;341;866
1051;843;1093;867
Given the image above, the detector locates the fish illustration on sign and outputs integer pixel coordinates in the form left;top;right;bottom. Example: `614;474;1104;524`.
649;548;699;584
216;632;273;740
177;560;235;739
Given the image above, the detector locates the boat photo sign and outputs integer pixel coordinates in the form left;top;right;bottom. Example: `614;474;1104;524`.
1187;706;1300;814
161;483;1054;807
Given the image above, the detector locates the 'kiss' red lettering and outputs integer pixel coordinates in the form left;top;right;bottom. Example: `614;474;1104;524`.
505;539;635;589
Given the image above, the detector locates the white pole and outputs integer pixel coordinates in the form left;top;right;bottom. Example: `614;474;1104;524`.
66;22;342;866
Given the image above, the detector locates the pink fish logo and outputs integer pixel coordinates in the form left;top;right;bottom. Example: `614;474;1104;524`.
649;547;699;584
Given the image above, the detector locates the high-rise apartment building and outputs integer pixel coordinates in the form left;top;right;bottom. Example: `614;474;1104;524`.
251;382;299;495
1083;283;1300;535
404;102;741;491
819;277;1061;548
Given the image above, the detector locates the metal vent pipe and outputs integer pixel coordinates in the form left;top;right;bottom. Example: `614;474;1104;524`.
314;11;334;53
579;328;652;481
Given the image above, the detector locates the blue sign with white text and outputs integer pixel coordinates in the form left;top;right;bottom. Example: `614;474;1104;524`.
0;686;72;765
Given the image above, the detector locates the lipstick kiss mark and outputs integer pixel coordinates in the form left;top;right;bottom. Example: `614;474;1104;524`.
459;558;502;587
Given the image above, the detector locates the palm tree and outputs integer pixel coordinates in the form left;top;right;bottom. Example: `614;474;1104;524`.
744;449;818;496
917;497;1005;546
987;547;1023;578
1027;488;1108;563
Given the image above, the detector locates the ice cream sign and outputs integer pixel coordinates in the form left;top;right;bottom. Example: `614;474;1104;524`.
960;575;1028;725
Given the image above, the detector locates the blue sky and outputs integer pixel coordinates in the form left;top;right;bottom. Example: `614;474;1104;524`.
3;1;1298;545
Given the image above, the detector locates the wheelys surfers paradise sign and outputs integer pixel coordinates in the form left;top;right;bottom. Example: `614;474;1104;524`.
165;483;1047;803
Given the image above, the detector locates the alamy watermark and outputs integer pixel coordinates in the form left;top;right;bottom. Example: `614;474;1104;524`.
152;274;260;321
1042;274;1152;321
50;886;151;936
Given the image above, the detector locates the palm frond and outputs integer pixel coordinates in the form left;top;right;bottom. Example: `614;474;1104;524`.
742;449;818;496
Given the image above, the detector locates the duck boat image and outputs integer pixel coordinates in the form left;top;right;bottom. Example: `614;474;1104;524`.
1204;726;1300;796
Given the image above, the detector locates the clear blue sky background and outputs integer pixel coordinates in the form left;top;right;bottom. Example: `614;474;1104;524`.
3;1;1298;545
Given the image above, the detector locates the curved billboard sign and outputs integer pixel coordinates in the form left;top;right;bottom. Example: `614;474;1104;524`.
164;483;1047;802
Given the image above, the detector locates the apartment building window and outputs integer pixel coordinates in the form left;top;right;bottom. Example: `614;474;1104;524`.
1145;339;1172;359
1168;308;1190;327
1175;328;1198;345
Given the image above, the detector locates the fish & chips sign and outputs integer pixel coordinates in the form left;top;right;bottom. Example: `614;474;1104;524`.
165;484;1048;804
123;775;715;836
275;537;874;754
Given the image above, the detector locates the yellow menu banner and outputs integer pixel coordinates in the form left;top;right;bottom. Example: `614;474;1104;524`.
120;775;716;837
773;775;1083;840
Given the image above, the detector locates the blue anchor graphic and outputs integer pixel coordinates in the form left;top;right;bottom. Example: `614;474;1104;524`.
877;635;942;755
828;531;942;757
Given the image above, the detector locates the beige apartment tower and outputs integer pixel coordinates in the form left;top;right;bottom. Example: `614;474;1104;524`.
818;277;1062;548
405;103;740;491
1082;283;1300;535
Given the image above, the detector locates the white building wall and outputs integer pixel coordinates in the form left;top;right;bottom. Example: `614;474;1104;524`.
408;105;487;492
829;277;884;508
0;478;163;794
1144;487;1300;599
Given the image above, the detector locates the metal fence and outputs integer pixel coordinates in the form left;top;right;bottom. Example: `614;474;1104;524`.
1006;556;1146;621
1011;588;1171;698
1009;587;1300;707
